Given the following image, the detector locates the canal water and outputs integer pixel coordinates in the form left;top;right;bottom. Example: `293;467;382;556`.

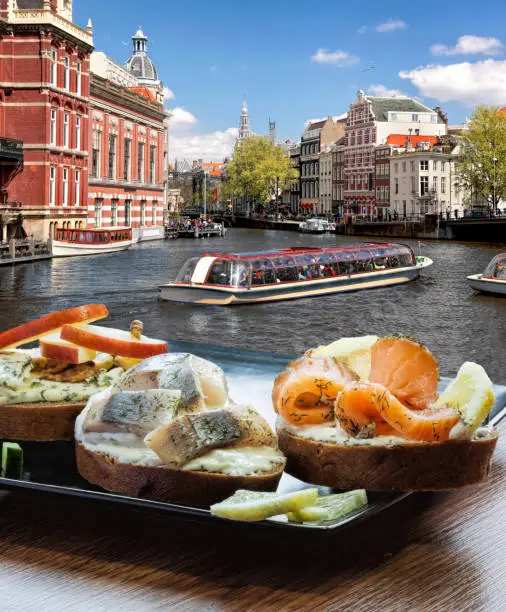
0;229;505;381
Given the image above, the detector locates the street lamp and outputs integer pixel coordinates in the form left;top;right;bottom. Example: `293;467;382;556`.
493;156;498;215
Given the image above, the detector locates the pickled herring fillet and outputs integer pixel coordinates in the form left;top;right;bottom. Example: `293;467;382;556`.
100;389;181;434
144;409;242;467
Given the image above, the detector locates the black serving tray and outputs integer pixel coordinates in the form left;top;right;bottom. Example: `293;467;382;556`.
1;340;505;532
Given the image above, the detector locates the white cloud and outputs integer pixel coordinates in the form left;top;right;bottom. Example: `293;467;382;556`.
430;35;503;57
399;58;506;105
168;107;198;127
311;48;359;67
376;18;406;33
163;87;175;101
368;83;406;97
170;128;238;162
358;25;367;34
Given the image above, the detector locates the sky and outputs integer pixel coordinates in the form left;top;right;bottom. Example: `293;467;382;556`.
75;0;506;162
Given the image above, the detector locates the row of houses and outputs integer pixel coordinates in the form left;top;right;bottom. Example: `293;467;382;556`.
0;0;169;242
287;91;467;219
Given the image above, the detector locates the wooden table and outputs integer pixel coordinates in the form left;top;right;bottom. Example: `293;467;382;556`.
0;420;504;611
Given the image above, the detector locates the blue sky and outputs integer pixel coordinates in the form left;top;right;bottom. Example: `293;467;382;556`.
75;0;506;160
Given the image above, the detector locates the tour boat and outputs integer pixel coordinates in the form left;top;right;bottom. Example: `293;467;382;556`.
298;218;336;234
159;243;433;305
467;253;506;295
51;227;134;257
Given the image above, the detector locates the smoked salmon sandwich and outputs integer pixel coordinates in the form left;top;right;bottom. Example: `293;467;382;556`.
273;336;499;491
0;306;168;441
75;353;286;505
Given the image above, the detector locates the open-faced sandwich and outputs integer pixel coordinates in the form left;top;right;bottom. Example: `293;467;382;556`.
75;353;286;505
0;305;168;441
273;336;499;491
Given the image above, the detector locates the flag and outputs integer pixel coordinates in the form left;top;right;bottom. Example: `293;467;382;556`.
418;241;426;248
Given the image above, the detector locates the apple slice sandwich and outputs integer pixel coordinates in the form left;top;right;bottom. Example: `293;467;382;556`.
0;305;168;441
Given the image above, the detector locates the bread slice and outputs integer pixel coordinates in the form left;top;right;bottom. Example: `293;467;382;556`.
0;401;86;441
76;442;285;506
277;427;499;492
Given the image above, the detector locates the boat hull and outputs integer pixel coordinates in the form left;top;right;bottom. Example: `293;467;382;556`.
160;265;425;306
52;240;133;257
467;274;506;295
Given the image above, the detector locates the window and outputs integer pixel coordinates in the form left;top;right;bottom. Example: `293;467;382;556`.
140;200;146;226
420;160;429;171
441;161;446;172
420;176;429;195
391;113;397;121
432;176;438;191
402;162;406;173
74;169;80;207
63;112;69;148
63;57;70;91
92;129;101;178
49;167;56;205
108;134;116;179
75;116;81;150
394;163;398;173
50;108;57;145
76;62;82;96
149;145;156;183
125;200;131;226
94;199;102;228
111;199;118;226
411;176;416;193
395;178;399;194
385;187;389;201
441;176;446;194
410;161;415;171
412;114;418;122
433;160;438;171
62;167;69;206
124;139;131;180
137;143;144;182
152;201;157;225
50;50;57;86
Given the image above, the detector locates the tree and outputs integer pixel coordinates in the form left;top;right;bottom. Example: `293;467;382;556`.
458;106;506;212
223;136;298;206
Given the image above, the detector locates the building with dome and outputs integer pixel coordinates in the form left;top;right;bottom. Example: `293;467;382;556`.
0;3;170;241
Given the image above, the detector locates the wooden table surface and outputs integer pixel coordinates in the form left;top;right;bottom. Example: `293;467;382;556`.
0;420;504;612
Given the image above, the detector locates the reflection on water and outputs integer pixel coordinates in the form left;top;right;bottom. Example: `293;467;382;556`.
0;229;505;381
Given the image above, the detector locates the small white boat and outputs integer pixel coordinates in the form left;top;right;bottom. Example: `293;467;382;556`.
298;218;336;234
468;253;506;295
52;227;134;257
159;243;433;306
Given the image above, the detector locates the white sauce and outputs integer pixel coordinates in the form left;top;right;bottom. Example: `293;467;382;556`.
183;446;285;476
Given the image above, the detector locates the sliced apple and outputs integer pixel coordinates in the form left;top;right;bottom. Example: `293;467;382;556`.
40;333;97;365
61;324;168;359
0;304;109;350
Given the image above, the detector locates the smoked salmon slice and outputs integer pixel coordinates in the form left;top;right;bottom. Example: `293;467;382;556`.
335;382;459;442
273;356;357;426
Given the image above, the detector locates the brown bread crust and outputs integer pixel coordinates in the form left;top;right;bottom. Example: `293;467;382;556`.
277;427;499;491
76;442;285;506
0;401;86;441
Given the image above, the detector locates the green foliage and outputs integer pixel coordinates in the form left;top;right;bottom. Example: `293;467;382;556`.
458;106;506;210
223;136;299;204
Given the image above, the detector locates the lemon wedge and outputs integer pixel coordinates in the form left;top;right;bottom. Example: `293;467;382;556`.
309;335;379;379
210;488;318;522
113;355;142;370
434;362;495;439
287;489;368;523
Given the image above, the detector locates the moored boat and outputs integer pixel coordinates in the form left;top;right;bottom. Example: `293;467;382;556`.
52;227;134;257
298;218;335;234
159;243;433;306
468;253;506;295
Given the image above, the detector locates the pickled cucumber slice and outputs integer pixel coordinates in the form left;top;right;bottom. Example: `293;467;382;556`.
210;488;318;522
287;489;368;523
1;442;23;479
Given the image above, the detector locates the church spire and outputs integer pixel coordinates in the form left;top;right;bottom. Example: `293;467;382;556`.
238;96;252;141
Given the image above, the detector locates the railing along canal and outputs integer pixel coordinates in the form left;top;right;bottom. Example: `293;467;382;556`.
0;238;52;265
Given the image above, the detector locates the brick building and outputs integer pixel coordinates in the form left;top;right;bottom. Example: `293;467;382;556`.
0;2;169;241
344;90;446;217
331;137;345;217
374;144;392;220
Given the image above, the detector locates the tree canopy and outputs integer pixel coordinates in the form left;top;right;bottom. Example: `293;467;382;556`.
458;106;506;210
223;136;298;204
